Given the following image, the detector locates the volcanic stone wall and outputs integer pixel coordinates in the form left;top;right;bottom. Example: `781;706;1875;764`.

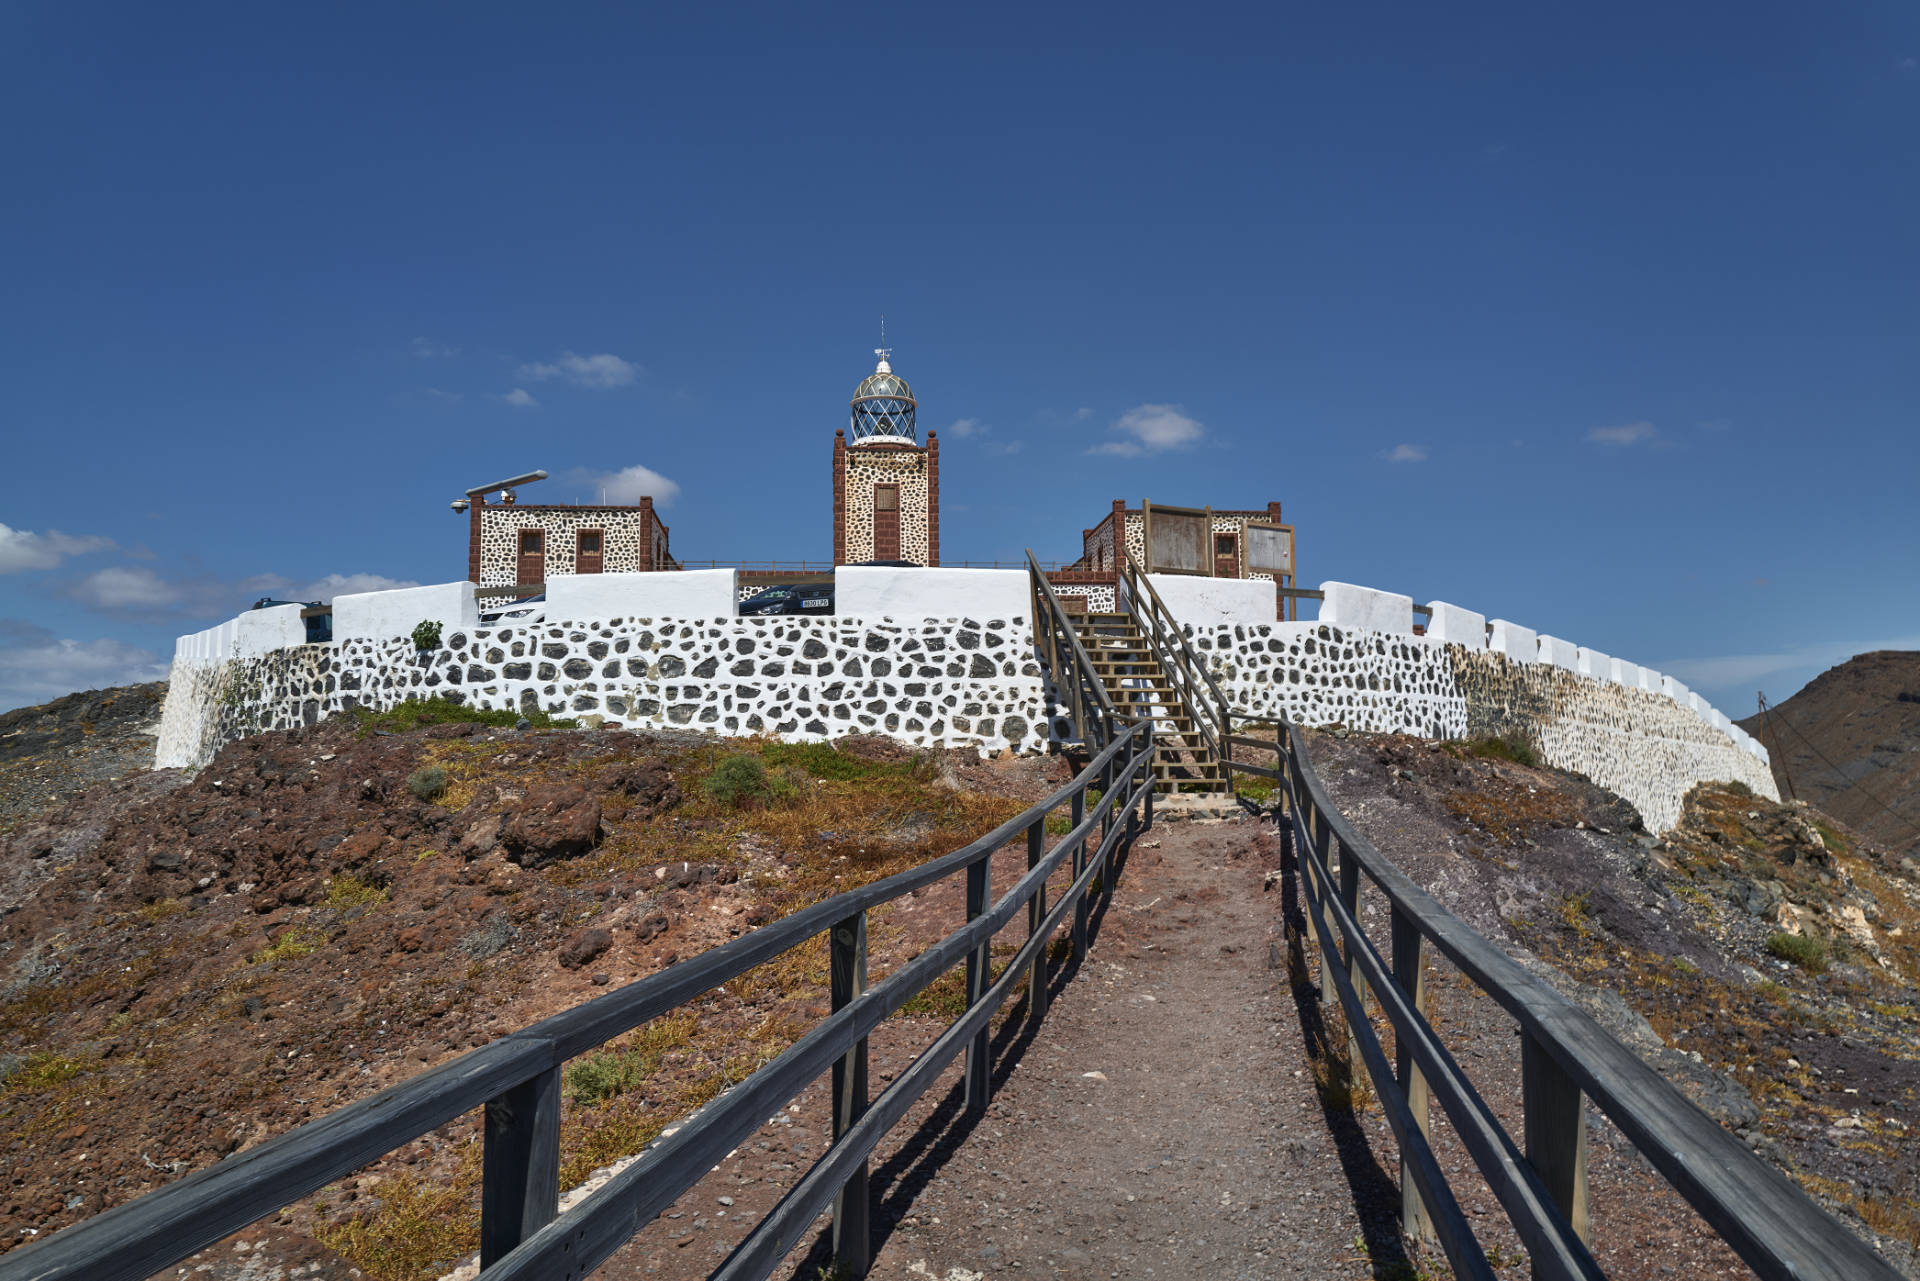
1190;621;1777;831
156;599;1773;833
156;615;1046;768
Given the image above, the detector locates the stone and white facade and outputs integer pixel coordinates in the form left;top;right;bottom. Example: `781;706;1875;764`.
470;497;676;587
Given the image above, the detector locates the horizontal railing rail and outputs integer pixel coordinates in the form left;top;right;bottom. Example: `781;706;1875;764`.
0;724;1157;1281
1267;716;1901;1281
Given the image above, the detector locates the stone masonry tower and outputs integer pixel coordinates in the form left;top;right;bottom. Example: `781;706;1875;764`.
833;347;939;565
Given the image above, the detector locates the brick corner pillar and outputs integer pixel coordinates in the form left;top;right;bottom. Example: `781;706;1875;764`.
925;432;939;568
1113;498;1127;519
468;494;485;584
1267;500;1283;524
639;496;655;571
833;430;848;566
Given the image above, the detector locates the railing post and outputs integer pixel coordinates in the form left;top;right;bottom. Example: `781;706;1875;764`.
1142;725;1156;829
830;911;872;1276
1070;781;1089;962
1523;1032;1591;1276
1390;906;1435;1245
1026;815;1049;1031
480;1064;561;1267
964;858;992;1116
1337;837;1367;1067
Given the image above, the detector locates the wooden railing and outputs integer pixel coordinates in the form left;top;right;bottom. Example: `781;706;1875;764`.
1114;546;1234;771
1027;550;1124;751
0;725;1158;1281
1236;716;1901;1281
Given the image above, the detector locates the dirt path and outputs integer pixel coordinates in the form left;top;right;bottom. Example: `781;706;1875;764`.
828;810;1400;1281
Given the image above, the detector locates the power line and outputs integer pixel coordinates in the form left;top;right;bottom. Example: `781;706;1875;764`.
1757;691;1920;843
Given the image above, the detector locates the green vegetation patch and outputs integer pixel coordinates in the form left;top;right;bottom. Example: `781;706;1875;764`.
1765;931;1829;973
405;766;448;802
564;1012;699;1107
350;697;575;737
252;925;327;966
326;872;388;913
1;1052;99;1096
700;753;788;809
1464;732;1539;769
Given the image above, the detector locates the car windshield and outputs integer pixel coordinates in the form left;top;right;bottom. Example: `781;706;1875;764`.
745;588;797;603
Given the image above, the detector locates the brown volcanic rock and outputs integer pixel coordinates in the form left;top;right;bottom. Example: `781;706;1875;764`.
1738;650;1920;858
500;783;602;866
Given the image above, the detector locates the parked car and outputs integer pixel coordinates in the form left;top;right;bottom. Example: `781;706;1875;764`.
480;593;546;626
739;584;834;616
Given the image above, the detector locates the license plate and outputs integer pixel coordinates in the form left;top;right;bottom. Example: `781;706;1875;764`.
801;597;829;609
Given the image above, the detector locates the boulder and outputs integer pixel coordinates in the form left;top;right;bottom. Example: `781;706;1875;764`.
501;784;601;867
558;927;613;970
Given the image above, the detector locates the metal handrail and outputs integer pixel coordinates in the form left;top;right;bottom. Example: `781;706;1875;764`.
1114;546;1232;767
1270;715;1901;1281
1;727;1158;1281
1026;550;1123;750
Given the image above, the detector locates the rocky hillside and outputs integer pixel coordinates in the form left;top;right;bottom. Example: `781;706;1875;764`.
0;681;165;835
0;697;1067;1278
1737;650;1920;859
1305;730;1920;1270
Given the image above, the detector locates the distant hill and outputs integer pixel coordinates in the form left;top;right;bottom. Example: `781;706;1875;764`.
1736;650;1920;858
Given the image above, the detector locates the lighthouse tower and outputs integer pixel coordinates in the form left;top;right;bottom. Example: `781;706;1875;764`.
833;347;939;566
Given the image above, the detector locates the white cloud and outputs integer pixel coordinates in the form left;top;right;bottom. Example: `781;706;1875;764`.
410;338;460;358
69;566;181;610
0;524;114;574
1088;403;1206;457
1587;421;1657;446
503;388;540;409
574;464;681;507
1660;634;1920;697
945;418;988;438
1073;407;1094;421
1385;444;1429;463
517;351;640;389
0;620;169;712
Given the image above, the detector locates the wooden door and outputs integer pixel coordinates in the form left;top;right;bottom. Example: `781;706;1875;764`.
516;528;545;586
576;529;604;574
873;484;901;561
1214;531;1239;578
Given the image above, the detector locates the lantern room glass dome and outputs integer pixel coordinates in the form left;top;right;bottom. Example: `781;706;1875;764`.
850;351;917;443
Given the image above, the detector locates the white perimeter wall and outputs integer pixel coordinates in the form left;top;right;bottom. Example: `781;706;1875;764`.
1140;574;1276;628
546;569;739;618
834;566;1029;621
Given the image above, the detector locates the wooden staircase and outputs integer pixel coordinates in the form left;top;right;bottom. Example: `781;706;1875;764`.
1076;611;1228;791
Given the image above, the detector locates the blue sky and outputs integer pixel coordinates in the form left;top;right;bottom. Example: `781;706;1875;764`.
2;2;1916;716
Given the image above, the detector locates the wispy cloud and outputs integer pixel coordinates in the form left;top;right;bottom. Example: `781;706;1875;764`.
1587;421;1657;446
571;463;681;507
0;620;169;712
945;418;988;438
503;388;540;409
1089;403;1206;457
423;388;464;403
1661;634;1920;696
518;351;640;389
0;524;114;574
239;572;422;602
68;566;180;611
410;338;460;359
1385;443;1428;463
